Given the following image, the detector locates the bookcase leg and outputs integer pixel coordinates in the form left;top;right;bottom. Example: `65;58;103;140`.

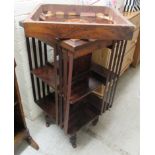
92;116;99;126
69;134;77;148
45;114;54;127
25;130;39;150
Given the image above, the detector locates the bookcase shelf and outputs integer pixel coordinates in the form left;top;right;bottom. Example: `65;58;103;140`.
31;63;55;88
68;93;102;134
24;35;129;148
31;63;111;105
70;71;103;104
36;92;56;121
91;63;117;81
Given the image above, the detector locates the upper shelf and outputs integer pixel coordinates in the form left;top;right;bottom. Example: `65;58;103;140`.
23;4;135;41
31;63;56;88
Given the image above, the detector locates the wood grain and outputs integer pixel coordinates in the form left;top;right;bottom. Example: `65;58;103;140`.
24;4;135;41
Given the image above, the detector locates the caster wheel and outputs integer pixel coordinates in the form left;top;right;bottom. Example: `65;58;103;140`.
70;134;77;148
92;117;99;126
72;143;77;148
46;122;50;127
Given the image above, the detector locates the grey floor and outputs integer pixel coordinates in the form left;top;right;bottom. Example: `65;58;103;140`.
15;66;140;155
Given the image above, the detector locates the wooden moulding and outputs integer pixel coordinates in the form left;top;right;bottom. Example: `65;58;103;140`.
61;39;112;59
68;93;102;134
23;4;135;41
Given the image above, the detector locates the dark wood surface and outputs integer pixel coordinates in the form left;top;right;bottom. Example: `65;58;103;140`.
36;93;56;120
30;55;112;106
26;38;120;135
61;39;112;59
68;93;101;134
24;4;135;40
91;62;117;80
70;72;103;104
31;63;55;88
23;6;131;146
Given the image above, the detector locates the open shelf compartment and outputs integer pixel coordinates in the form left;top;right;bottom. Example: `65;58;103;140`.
70;71;104;104
70;62;117;104
68;93;102;134
31;63;55;88
31;62;115;105
36;92;56;121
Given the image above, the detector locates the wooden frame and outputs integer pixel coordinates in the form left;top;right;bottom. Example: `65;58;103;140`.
23;4;135;41
22;4;134;148
24;37;128;148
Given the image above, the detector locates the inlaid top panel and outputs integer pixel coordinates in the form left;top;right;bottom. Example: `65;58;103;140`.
23;4;135;40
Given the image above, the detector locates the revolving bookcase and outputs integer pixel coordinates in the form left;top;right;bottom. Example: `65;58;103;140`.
22;4;134;148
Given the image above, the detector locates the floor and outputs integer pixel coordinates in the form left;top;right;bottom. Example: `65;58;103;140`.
15;66;140;155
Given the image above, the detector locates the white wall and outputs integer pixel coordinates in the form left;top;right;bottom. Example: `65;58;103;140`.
14;0;76;120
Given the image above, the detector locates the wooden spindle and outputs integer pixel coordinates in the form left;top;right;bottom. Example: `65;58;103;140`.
43;43;50;94
38;40;45;97
32;38;41;99
26;37;37;101
109;41;127;108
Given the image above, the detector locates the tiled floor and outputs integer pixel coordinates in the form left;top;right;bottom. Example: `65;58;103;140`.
15;66;140;155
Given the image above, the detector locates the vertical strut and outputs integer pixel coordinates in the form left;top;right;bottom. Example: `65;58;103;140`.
63;50;68;127
64;53;74;134
101;41;116;113
104;42;119;111
32;38;41;99
107;41;123;108
54;41;59;124
38;40;45;97
26;37;36;101
58;43;64;127
105;41;121;110
44;43;50;94
109;41;127;108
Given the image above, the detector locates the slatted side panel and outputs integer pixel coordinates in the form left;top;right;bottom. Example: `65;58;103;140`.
25;37;53;102
108;40;127;108
101;40;127;113
101;41;116;113
103;41;120;111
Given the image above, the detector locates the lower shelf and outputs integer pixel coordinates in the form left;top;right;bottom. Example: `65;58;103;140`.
91;62;117;80
70;63;116;104
36;93;56;121
70;73;103;104
68;93;102;134
31;63;55;88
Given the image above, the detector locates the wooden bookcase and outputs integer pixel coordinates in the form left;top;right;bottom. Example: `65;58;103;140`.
14;63;39;150
22;4;134;148
24;38;128;148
